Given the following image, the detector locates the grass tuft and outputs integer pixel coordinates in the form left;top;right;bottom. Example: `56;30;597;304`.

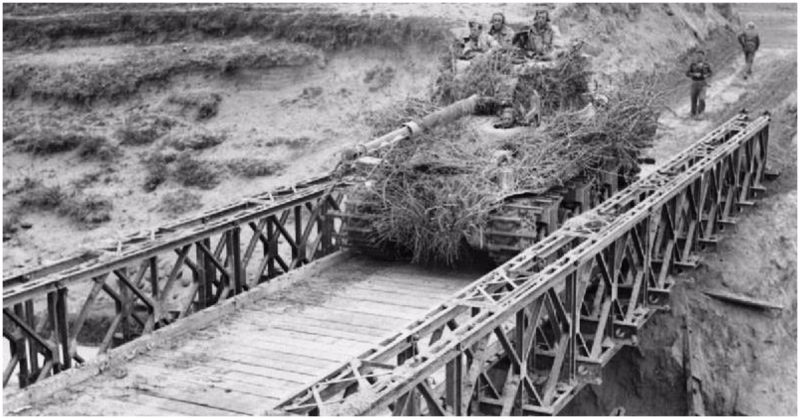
19;183;66;209
166;129;226;151
14;129;84;154
172;154;221;189
117;113;179;146
58;193;112;225
226;158;285;178
76;136;122;161
156;190;203;216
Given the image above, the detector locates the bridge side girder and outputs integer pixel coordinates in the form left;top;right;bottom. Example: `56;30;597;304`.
273;112;773;416
3;185;344;389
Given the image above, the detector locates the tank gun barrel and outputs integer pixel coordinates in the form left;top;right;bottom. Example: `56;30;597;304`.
342;95;483;161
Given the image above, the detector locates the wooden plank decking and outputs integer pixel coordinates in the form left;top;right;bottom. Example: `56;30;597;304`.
16;253;481;416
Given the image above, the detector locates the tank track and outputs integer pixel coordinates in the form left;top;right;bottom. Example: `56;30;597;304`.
483;168;624;264
329;195;408;261
332;162;635;266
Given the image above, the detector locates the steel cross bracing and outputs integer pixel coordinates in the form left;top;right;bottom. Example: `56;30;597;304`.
273;112;773;416
3;175;343;388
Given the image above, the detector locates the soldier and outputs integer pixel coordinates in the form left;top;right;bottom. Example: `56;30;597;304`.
513;10;555;59
461;21;498;60
737;21;760;79
686;49;712;117
488;12;515;47
493;10;558;128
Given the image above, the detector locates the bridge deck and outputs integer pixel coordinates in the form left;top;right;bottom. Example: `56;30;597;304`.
17;254;479;416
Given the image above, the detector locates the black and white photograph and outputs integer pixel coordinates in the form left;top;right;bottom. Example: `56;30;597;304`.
2;2;797;416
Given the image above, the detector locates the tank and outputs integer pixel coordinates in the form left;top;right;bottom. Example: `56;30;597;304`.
331;43;654;266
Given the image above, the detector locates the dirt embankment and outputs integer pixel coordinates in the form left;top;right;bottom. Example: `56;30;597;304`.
2;4;449;52
566;4;797;416
6;4;794;416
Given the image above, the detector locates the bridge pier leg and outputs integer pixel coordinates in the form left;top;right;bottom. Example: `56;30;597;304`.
25;301;41;381
228;227;244;294
445;352;464;415
12;304;30;388
266;220;277;280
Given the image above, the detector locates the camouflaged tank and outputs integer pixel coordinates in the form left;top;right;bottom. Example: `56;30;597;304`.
331;89;641;265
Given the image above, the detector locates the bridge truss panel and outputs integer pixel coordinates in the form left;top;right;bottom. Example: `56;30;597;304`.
3;179;343;389
272;112;774;416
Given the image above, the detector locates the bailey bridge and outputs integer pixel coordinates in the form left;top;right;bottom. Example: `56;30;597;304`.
3;112;776;415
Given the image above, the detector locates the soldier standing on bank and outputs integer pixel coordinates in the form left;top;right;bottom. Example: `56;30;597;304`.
686;49;712;118
738;21;760;79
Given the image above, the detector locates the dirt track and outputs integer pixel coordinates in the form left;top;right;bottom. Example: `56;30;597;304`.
568;3;797;416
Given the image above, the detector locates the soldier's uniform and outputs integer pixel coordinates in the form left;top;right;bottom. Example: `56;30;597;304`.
737;22;760;78
512;10;555;59
461;21;498;59
493;11;556;128
488;13;515;47
686;52;712;116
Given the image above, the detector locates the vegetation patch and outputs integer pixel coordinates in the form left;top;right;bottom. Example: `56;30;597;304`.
143;149;225;191
4;40;323;103
226;158;285;178
18;182;66;210
166;91;222;121
12;128;88;155
262;135;313;149
156;190;202;216
3;5;449;52
117;113;179;146
5;176;44;195
58;193;113;225
172;154;222;190
141;150;176;192
15;180;112;226
76;136;122;161
166;128;227;151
